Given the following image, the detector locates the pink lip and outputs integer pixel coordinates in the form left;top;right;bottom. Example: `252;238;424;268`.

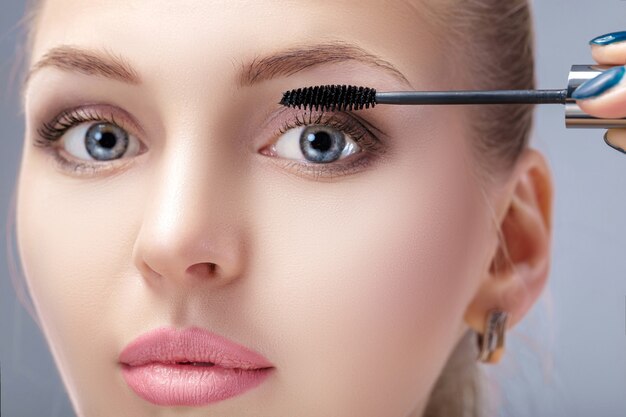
118;326;274;406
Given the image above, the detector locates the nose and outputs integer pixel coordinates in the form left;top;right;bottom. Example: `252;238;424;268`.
132;138;247;291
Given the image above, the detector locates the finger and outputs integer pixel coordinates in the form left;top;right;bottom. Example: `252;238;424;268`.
605;129;626;154
590;31;626;65
572;66;626;118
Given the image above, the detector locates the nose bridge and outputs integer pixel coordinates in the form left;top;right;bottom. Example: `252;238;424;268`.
132;128;246;287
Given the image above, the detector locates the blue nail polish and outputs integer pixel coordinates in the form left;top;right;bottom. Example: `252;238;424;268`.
571;66;626;100
590;31;626;45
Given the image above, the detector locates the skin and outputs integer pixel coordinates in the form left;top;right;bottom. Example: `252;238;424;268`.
577;42;626;151
16;1;553;416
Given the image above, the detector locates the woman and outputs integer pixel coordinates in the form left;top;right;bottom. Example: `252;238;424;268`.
12;0;553;416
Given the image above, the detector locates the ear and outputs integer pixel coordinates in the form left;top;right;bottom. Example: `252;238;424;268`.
464;148;553;334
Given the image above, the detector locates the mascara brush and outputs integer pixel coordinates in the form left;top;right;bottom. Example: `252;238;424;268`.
281;86;568;108
279;64;626;129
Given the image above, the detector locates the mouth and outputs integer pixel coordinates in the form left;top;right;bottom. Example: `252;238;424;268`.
118;326;274;406
120;359;273;406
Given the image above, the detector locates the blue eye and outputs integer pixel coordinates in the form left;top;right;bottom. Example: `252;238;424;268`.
34;107;144;176
261;111;388;180
84;122;129;160
272;124;361;163
63;121;140;162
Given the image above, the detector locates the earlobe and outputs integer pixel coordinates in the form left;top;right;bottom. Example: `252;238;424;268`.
464;148;553;337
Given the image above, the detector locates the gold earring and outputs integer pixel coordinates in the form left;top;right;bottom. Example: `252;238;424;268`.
476;308;509;364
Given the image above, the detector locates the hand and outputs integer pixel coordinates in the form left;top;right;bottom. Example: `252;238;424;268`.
573;31;626;154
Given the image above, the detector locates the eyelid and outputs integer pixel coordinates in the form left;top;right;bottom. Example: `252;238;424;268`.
42;103;147;141
348;111;390;139
259;106;384;145
32;104;147;178
261;108;389;180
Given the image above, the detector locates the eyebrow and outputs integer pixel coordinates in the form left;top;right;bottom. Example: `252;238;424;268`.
23;45;141;96
237;41;413;88
22;41;413;99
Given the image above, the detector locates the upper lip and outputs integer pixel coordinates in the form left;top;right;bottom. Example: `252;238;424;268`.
118;326;273;370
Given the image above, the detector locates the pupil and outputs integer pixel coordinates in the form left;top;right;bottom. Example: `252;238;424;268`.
96;131;117;148
307;131;332;151
299;125;345;163
85;122;129;161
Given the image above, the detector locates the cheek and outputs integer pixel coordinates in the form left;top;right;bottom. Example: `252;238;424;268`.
250;131;490;413
15;153;140;409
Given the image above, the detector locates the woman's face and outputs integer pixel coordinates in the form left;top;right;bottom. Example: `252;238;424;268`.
17;1;498;416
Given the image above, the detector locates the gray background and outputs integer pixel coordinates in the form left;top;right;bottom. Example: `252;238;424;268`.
1;1;625;416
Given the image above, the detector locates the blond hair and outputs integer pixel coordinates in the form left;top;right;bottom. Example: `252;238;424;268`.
421;1;536;415
419;0;536;177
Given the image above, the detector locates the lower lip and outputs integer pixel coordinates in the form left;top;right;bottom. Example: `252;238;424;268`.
120;362;273;406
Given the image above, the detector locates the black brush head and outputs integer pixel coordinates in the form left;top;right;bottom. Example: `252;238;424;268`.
279;84;377;112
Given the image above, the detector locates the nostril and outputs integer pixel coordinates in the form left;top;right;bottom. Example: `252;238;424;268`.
187;262;217;276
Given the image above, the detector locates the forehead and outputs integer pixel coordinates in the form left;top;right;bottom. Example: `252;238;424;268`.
31;0;444;89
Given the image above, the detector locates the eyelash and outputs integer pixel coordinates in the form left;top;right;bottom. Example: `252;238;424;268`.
33;107;385;179
275;111;384;179
34;107;131;177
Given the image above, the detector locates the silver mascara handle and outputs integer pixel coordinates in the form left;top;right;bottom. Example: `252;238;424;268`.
566;64;626;128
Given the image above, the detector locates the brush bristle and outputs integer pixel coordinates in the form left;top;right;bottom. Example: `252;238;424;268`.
279;85;377;111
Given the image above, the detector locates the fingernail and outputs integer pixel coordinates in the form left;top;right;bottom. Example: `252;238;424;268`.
604;131;626;154
590;31;626;46
571;66;625;100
